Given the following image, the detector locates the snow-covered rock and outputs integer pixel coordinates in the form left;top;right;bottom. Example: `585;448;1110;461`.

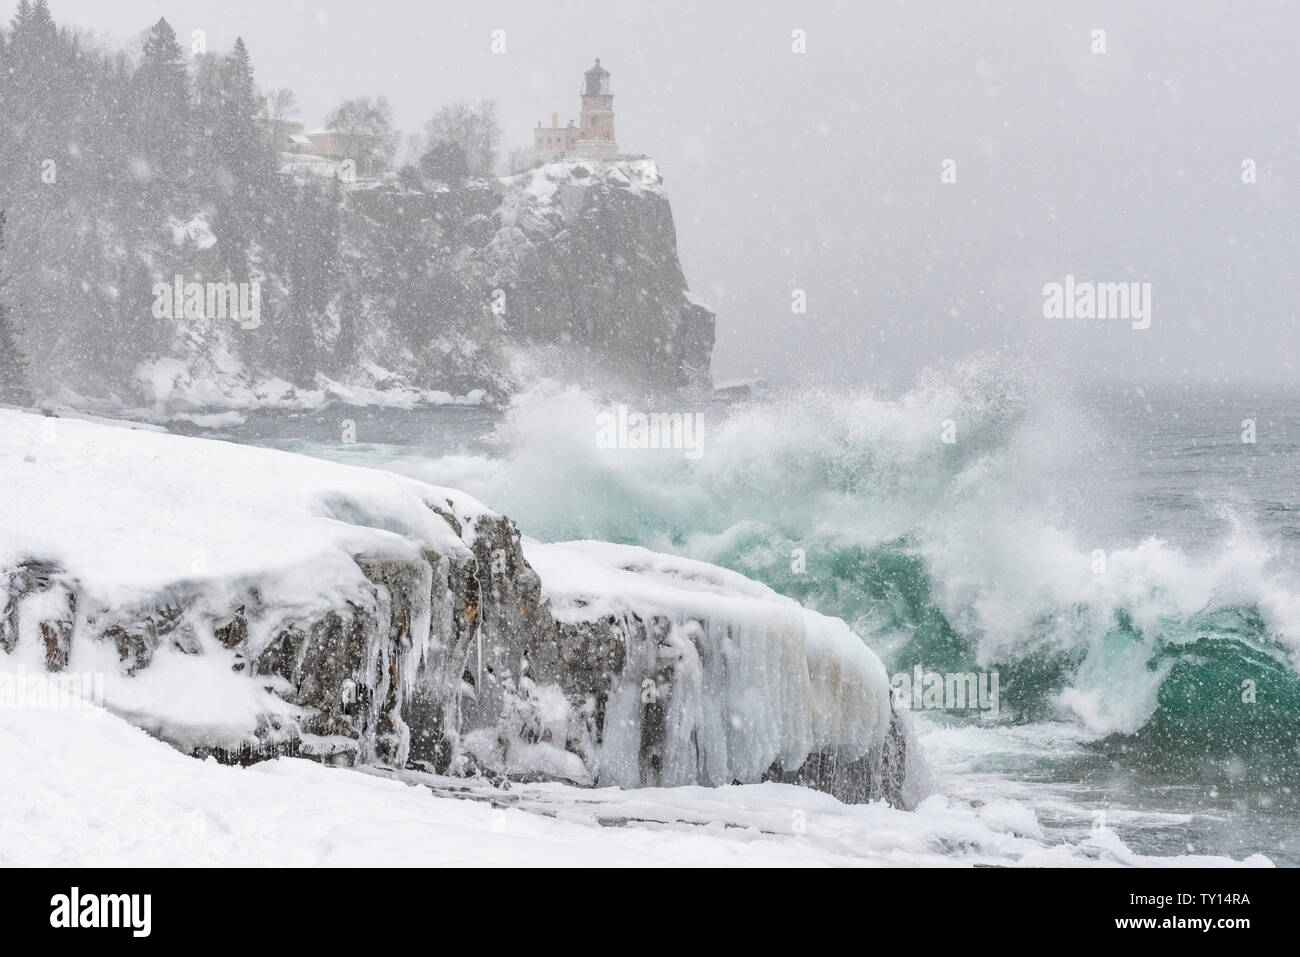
0;408;912;804
525;541;911;802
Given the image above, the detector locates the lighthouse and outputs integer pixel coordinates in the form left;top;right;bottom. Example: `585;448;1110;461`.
533;59;621;165
577;59;617;156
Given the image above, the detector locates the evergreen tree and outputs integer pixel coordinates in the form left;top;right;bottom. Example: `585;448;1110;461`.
420;140;470;182
0;215;31;405
132;18;190;192
0;9;506;404
194;36;277;271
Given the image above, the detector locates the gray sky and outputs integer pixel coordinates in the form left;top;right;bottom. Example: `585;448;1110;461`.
40;0;1300;385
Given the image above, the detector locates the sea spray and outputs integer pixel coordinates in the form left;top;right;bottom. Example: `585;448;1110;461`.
342;363;1300;784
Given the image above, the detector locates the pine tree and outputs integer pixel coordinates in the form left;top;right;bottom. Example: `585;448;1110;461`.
8;0;62;109
193;36;278;276
0;214;32;405
137;17;187;99
10;0;57;44
133;18;190;192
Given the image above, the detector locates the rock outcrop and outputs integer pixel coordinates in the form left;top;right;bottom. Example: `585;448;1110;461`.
0;409;913;807
0;518;910;806
488;161;716;394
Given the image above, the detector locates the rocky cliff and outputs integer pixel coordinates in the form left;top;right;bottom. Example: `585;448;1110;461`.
487;161;715;394
10;160;715;413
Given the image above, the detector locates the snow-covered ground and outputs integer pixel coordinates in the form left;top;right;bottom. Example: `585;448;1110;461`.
128;360;488;419
0;690;1270;867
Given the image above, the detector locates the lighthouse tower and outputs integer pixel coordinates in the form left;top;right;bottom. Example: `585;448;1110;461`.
576;59;618;158
533;58;621;165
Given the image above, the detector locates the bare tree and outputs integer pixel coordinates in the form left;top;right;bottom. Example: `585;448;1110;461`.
397;132;423;169
505;146;536;176
264;87;298;149
325;95;399;177
422;100;500;178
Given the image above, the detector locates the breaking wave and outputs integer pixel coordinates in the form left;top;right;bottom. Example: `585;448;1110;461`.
399;354;1300;785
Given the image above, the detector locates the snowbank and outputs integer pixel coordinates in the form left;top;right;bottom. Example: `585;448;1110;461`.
0;693;1271;866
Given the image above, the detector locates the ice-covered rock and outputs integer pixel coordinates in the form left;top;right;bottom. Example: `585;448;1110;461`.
523;541;910;803
0;408;913;805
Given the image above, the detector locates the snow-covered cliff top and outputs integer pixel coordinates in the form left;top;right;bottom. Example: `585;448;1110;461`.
0;408;483;604
500;158;665;205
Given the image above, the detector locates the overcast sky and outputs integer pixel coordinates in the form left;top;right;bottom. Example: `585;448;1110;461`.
35;0;1300;386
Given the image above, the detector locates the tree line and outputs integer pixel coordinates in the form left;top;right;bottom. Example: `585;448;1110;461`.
0;1;523;404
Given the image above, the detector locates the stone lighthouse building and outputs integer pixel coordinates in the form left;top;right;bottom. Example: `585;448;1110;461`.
533;59;620;164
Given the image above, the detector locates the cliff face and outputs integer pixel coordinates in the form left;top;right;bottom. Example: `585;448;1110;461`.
0;410;915;807
488;161;715;394
13;160;715;411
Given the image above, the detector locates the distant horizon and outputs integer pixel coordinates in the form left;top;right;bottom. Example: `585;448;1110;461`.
736;368;1300;393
